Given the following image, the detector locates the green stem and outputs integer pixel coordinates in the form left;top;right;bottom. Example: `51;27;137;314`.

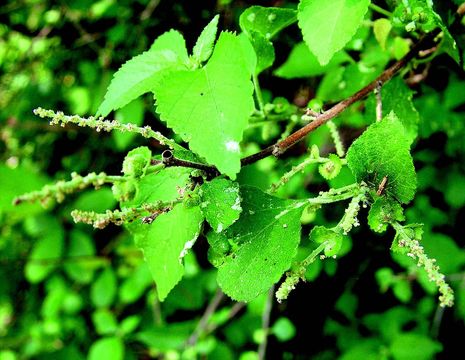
301;241;328;268
306;183;359;206
253;74;266;116
275;241;328;302
369;3;392;17
269;156;326;194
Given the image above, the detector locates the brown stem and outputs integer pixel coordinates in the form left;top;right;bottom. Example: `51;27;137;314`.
159;150;220;177
241;31;439;167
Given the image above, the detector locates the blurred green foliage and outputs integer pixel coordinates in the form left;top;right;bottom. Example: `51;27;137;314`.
1;0;465;359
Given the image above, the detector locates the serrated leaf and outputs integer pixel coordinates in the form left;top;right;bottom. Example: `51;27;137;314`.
309;225;343;257
122;146;151;178
346;113;417;204
274;42;351;79
123;167;191;208
154;32;254;179
368;197;405;233
97;30;188;116
366;77;419;145
318;154;343;180
200;178;242;232
217;186;303;301
239;6;297;39
298;0;370;65
239;7;295;75
192;15;219;64
132;204;204;301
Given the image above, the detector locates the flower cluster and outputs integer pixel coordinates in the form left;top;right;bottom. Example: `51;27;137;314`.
13;172;120;207
33;107;181;150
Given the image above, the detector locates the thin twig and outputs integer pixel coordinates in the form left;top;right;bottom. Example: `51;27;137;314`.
375;80;383;121
187;289;225;346
258;285;275;360
430;305;445;338
159;150;220;177
140;0;161;21
241;31;439;167
205;302;246;335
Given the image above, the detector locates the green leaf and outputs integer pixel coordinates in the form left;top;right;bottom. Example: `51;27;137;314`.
239;6;297;39
97;30;188;116
318;154;343;180
118;263;153;304
391;223;423;254
298;0;370;65
375;267;395;292
113;98;144;151
88;337;124;360
392;279;412;303
346;113;417;204
72;188;117;213
123;167;191;208
392;0;460;64
200;178;242;232
239;6;296;75
421;233;465;274
271;317;296;342
122;146;151;178
135;322;194;351
444;170;465;208
366;77;420;145
91;267;117;308
64;229;96;284
192;15;219;64
373;18;392;50
245;31;275;74
368;197;405;233
119;315;141;336
274;42;351;79
25;217;64;283
239;7;296;75
309;226;343;257
0;164;49;220
217;186;303;301
92;309;118;335
389;333;442;360
154;32;254;178
132;204;204;301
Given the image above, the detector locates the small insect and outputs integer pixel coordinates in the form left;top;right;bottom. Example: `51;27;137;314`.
376;175;388;196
